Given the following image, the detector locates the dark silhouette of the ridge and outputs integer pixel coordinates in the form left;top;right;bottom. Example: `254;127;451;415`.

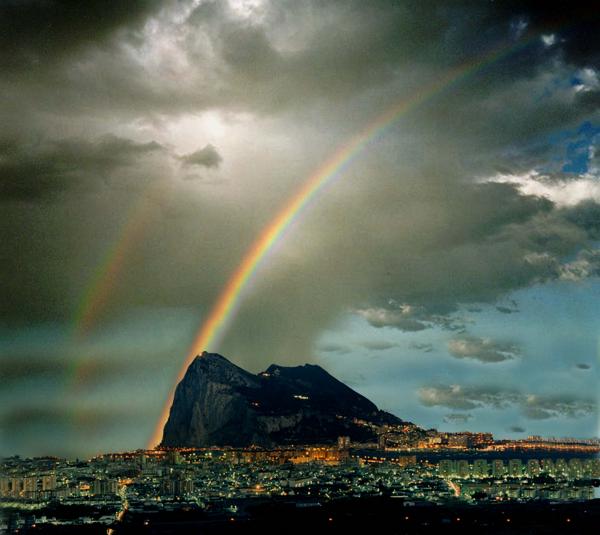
161;352;414;447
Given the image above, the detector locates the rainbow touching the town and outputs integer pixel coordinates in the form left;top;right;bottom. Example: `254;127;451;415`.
147;36;536;448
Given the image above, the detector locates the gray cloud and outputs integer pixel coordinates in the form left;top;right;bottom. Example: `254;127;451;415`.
317;343;350;355
509;425;526;433
0;406;119;431
0;135;165;200
559;249;600;281
443;413;473;424
419;385;521;411
357;301;468;333
565;201;600;240
410;342;434;353
179;144;223;169
359;340;398;351
575;363;591;370
0;355;160;387
0;1;161;72
419;384;595;420
357;307;428;332
447;335;521;363
0;1;598;352
522;394;596;420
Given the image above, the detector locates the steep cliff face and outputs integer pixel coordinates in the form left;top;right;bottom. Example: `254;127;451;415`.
160;352;410;447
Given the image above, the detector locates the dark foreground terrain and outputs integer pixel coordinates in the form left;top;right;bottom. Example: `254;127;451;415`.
12;497;600;534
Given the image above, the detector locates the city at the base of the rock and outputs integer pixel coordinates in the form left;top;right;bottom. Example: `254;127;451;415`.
2;431;600;533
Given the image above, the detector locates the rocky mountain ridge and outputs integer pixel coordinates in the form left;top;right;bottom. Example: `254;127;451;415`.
161;352;418;447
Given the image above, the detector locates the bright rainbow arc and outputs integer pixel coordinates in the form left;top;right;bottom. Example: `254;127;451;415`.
147;37;534;448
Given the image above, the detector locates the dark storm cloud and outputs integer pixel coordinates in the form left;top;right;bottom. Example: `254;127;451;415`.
0;0;161;71
1;357;65;384
0;0;597;344
564;201;600;240
218;176;600;366
191;0;599;112
179;144;223;169
0;135;165;199
0;355;155;387
419;384;595;420
447;335;520;364
0;0;595;123
0;407;117;431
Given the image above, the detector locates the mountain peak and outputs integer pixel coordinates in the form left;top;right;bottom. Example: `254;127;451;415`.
161;353;412;448
196;351;229;362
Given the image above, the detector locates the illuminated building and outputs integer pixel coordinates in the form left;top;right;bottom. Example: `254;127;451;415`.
456;460;470;478
338;436;351;450
508;459;523;478
491;460;506;477
540;458;555;475
526;459;540;476
92;479;118;497
439;459;453;477
448;435;469;449
568;458;583;478
472;459;489;478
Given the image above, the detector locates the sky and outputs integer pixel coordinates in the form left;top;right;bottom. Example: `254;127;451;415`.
1;0;599;458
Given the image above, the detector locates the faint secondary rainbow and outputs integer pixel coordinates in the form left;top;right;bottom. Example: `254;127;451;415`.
148;37;538;448
65;184;165;391
72;194;156;339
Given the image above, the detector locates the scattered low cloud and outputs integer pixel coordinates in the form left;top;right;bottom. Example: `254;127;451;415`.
559;249;600;281
419;384;595;420
509;425;526;433
410;342;434;353
317;343;350;355
179;144;223;169
487;171;600;207
495;300;519;314
419;384;520;411
447;335;520;363
357;303;466;333
357;306;428;332
443;413;473;424
522;394;595;420
575;363;591;370
359;340;398;351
